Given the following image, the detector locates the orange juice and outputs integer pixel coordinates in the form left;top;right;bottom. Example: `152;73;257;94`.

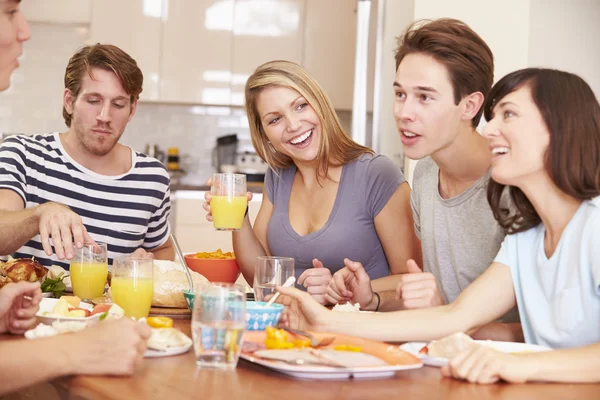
111;277;154;319
211;195;247;230
70;262;109;300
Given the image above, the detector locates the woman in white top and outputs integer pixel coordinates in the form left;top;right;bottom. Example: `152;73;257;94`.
278;67;600;384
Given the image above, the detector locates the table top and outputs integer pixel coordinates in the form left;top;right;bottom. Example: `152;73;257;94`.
5;319;600;400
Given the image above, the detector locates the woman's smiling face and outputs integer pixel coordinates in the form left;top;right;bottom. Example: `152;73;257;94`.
0;0;30;91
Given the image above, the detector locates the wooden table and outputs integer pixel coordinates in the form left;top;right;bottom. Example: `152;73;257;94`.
5;319;600;400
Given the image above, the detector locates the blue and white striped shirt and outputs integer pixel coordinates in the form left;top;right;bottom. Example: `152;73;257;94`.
0;133;171;270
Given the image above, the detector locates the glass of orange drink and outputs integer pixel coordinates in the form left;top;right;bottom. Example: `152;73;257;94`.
70;242;108;301
211;173;247;231
111;256;154;319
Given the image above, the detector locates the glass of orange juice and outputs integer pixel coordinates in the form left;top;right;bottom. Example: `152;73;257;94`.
70;242;108;301
111;256;154;319
211;173;247;231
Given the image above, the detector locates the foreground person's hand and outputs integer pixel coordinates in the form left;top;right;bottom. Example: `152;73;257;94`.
441;345;536;384
276;286;331;332
65;318;152;376
0;281;42;334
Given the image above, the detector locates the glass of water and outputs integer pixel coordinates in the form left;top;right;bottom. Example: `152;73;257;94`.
253;256;295;302
192;283;246;370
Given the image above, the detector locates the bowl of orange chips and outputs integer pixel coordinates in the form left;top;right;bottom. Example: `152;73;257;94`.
184;249;240;283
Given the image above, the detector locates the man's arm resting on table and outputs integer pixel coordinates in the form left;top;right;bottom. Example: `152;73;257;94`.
0;189;39;255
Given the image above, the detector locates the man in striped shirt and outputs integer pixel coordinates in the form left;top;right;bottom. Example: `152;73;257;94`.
0;44;174;269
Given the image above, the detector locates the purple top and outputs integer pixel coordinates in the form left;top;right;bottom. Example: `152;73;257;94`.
265;153;406;282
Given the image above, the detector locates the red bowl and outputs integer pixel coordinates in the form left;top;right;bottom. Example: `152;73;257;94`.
184;254;241;283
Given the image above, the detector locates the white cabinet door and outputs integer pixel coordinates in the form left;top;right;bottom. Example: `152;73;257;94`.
230;0;305;105
302;0;377;111
21;0;92;24
89;0;162;101
160;0;234;104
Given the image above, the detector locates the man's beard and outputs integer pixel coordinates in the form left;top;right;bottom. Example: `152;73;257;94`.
73;118;121;156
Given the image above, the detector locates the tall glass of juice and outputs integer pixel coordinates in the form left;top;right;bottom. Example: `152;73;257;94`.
211;173;247;231
70;242;108;301
111;257;154;319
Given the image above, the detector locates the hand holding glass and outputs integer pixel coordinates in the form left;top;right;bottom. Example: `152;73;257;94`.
210;173;247;231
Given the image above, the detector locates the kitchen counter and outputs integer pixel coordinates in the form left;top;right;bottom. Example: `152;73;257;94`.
171;181;264;194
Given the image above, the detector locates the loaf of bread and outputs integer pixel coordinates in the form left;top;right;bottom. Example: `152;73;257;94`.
152;260;210;308
0;258;47;289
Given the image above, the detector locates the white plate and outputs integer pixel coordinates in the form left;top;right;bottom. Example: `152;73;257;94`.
144;343;192;358
399;340;552;367
36;298;102;326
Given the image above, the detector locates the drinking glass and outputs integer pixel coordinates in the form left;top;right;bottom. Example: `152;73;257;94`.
70;242;108;301
210;173;247;231
253;256;295;302
111;256;154;319
192;283;246;370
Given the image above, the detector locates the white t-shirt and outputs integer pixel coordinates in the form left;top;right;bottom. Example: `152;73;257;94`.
495;196;600;349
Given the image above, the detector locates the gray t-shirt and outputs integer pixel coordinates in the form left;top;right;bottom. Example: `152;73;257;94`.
411;157;519;322
266;153;406;281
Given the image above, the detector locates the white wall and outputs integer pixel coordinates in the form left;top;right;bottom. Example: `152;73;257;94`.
528;0;600;98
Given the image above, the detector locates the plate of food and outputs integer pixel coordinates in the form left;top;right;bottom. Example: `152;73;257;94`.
144;327;193;358
36;296;117;325
240;328;423;379
399;332;552;367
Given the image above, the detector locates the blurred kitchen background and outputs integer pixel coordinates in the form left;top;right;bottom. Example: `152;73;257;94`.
1;0;599;185
0;0;599;253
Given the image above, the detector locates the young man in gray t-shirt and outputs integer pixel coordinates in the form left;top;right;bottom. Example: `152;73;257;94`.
326;19;519;335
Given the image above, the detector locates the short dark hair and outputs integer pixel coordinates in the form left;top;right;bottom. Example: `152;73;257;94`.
487;68;600;233
395;18;494;127
63;44;143;127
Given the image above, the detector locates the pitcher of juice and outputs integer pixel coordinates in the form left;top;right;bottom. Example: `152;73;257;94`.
70;242;108;301
211;173;247;231
111;257;154;319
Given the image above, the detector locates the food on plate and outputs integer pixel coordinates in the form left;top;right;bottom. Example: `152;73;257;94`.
193;249;235;260
41;265;68;296
333;344;362;352
147;316;174;329
253;349;387;368
147;327;192;351
264;327;332;350
0;257;47;288
91;303;112;315
331;302;361;313
152;260;211;308
25;320;88;339
419;332;475;358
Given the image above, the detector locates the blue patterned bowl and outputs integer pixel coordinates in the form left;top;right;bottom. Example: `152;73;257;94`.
245;301;284;331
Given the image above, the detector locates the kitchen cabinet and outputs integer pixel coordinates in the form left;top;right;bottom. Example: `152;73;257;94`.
160;0;235;104
302;0;376;111
230;0;305;105
89;0;162;101
20;0;92;24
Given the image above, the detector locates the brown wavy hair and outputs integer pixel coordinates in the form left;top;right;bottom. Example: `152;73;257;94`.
244;60;373;181
63;43;143;127
394;18;494;128
486;68;600;233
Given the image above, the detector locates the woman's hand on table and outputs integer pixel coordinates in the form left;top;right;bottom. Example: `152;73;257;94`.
297;259;332;305
441;345;536;384
277;286;331;332
325;259;375;309
0;281;42;334
66;318;152;376
202;178;253;222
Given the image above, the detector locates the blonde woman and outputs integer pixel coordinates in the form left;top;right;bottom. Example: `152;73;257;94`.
204;60;420;304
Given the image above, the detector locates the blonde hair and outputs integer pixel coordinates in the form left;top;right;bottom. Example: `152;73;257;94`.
244;60;373;181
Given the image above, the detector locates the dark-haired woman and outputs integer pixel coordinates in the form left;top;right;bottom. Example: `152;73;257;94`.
277;68;600;384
